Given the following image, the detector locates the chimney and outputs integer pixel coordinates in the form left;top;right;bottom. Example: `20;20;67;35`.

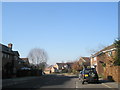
8;43;13;49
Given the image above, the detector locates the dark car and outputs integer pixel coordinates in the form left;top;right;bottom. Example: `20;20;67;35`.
80;68;99;84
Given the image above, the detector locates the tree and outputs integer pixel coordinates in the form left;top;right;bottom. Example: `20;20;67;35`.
27;48;48;70
72;61;83;72
114;40;120;65
88;44;107;54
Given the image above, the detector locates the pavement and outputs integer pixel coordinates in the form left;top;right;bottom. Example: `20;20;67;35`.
99;78;119;89
102;81;119;88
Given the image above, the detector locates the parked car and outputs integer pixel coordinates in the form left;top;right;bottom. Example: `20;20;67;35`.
79;68;99;84
20;67;31;70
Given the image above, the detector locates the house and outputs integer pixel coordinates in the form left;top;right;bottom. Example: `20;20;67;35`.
44;65;53;74
53;62;74;73
90;44;120;82
44;67;51;74
21;58;30;67
66;62;74;69
66;62;74;72
90;44;116;75
79;57;90;68
90;56;97;68
0;43;24;78
53;63;67;72
51;67;58;73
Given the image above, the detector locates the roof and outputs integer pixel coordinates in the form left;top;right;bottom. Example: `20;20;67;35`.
44;67;51;70
52;67;57;70
13;51;20;56
79;57;90;62
66;62;74;66
0;43;14;55
82;57;90;61
21;58;28;61
92;44;116;57
0;43;20;57
18;58;25;63
56;63;67;66
20;58;29;64
47;65;53;68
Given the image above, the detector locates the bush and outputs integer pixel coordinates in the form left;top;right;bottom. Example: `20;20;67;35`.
62;69;68;73
114;40;120;66
16;69;42;77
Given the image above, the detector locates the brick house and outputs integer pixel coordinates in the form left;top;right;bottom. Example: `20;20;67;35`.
79;57;90;68
66;62;74;72
91;44;116;75
44;65;54;74
0;43;24;78
53;63;66;72
52;62;74;73
90;44;120;82
21;58;30;67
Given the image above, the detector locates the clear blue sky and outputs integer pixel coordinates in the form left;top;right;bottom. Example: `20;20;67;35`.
2;2;118;65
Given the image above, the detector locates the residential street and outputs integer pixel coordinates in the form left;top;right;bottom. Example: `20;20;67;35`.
2;74;119;89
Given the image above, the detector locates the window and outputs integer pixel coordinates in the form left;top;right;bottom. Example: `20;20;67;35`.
108;51;112;57
14;56;18;60
18;62;21;64
8;55;10;58
94;57;97;61
4;54;6;58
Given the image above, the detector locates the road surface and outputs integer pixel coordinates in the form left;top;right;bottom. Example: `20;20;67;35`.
2;74;117;89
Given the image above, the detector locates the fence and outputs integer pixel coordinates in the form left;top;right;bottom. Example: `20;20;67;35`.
2;69;42;79
16;69;42;77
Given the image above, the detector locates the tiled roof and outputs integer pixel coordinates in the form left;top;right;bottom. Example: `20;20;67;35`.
79;57;90;62
92;44;115;57
21;58;28;61
66;62;74;66
56;63;67;66
52;67;57;69
81;57;90;61
44;67;51;70
13;51;20;56
0;43;14;55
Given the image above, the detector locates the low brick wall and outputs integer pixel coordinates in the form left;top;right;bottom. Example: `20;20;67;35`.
104;66;120;82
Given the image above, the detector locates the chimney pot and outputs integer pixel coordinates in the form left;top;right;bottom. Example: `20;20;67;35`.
8;43;13;49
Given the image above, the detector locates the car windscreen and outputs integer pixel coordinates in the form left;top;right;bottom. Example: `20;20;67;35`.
84;70;90;74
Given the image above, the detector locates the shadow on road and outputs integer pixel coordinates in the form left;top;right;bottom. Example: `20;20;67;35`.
99;79;116;84
78;78;115;85
2;74;77;90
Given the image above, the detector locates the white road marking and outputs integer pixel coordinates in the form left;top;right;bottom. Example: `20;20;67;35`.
102;83;112;88
75;81;78;88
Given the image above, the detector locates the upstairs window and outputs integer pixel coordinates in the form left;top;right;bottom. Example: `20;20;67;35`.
108;51;112;57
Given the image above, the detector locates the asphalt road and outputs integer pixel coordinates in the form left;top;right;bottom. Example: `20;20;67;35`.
2;74;114;89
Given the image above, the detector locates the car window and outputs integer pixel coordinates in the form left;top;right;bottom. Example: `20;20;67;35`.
84;70;90;74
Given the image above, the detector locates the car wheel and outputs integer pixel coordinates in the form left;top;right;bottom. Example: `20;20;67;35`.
96;81;99;84
88;81;90;84
82;81;84;84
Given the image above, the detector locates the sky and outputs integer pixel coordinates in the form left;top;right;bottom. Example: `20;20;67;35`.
2;2;118;65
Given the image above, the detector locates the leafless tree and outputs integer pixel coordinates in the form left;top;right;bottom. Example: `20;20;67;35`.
88;44;107;54
27;48;48;69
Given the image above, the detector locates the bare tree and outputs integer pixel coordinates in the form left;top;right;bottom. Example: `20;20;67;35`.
27;48;48;69
88;44;107;54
